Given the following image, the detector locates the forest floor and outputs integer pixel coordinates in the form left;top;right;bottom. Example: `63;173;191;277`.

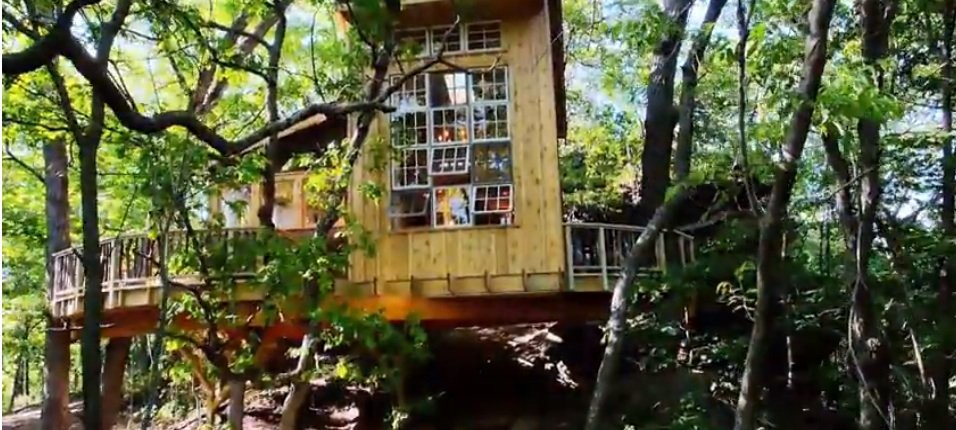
2;323;713;429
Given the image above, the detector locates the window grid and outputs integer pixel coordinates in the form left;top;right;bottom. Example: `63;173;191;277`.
389;66;512;229
430;25;464;54
466;22;502;51
430;145;470;176
393;148;430;190
473;184;513;214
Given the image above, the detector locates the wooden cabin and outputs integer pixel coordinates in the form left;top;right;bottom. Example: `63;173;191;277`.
48;0;695;337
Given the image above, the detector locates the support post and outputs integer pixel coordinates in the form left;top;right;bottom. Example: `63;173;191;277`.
564;225;575;291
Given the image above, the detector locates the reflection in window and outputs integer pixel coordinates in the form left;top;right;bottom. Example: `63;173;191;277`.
472;105;509;140
393;148;430;189
396;28;428;57
390;190;432;229
472;142;512;183
471;69;508;102
434;187;471;227
222;187;250;228
391;75;427;110
429;72;468;106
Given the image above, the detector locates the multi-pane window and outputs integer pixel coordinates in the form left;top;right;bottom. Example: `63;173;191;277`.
389;67;513;229
467;22;502;51
396;22;503;58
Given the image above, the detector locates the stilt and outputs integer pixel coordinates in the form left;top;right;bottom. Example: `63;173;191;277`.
101;337;132;429
42;323;71;430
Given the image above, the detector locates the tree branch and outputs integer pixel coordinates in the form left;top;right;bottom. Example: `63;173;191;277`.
2;0;102;76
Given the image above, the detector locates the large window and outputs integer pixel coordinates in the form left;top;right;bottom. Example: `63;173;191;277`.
389;67;514;229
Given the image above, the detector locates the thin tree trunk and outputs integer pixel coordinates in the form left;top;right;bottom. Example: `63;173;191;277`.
929;1;955;427
101;338;132;429
227;378;245;430
636;0;693;220
733;1;837;429
279;335;316;430
851;2;897;428
79;140;104;430
41;135;72;430
585;2;715;427
674;0;729;179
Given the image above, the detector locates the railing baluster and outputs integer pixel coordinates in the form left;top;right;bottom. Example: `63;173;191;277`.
598;226;608;291
564;225;575;291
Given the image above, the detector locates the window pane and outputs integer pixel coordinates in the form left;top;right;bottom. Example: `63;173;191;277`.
472;142;512;183
431;26;462;54
393;148;429;189
390;190;432;229
434;186;471;227
471;69;507;102
467;22;501;50
472;104;509;140
428;72;469;106
396;29;428;57
431;145;469;175
391;75;427;110
391;111;428;147
431;107;469;143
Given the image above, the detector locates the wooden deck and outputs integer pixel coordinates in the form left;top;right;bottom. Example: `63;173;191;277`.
49;223;693;337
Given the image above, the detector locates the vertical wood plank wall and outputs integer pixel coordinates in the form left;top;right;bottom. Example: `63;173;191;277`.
347;6;565;296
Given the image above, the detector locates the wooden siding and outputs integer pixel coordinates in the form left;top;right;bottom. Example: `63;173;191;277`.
348;7;565;295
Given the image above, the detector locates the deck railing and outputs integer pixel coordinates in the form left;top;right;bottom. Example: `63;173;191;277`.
563;223;695;291
51;223;694;313
49;228;313;308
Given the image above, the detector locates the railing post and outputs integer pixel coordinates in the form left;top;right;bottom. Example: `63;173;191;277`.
598;226;608;291
109;240;121;308
564;225;575;291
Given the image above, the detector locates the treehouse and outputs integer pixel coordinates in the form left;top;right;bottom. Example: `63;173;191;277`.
48;0;695;338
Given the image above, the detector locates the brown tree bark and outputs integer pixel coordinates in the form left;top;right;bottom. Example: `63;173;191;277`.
41;136;72;430
227;378;246;430
733;1;837;429
674;0;729;179
636;0;693;220
100;338;132;429
850;3;897;429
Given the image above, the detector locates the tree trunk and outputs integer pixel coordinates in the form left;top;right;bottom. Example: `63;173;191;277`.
42;329;71;430
733;1;837;429
585;193;688;430
227;378;245;430
851;2;896;428
674;0;729;179
636;0;692;220
585;2;719;427
929;1;955;428
79;140;105;430
101;338;132;429
279;335;316;430
42;136;72;430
